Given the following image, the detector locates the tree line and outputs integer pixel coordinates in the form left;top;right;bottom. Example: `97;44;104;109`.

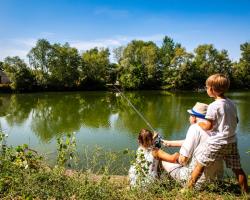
0;36;249;91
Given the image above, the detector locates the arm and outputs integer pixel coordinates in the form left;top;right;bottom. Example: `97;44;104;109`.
162;139;184;147
178;154;189;166
198;119;213;131
152;149;179;163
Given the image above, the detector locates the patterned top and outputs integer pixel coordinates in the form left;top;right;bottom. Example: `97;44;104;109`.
129;146;159;187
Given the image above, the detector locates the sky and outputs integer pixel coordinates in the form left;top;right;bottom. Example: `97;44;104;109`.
0;0;250;62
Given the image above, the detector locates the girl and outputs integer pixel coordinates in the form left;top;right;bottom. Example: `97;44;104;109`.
129;129;179;187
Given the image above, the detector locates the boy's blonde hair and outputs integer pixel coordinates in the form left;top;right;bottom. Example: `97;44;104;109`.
206;74;230;95
138;129;153;148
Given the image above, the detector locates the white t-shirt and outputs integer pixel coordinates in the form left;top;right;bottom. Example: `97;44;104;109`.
178;123;224;185
206;98;237;144
180;124;208;159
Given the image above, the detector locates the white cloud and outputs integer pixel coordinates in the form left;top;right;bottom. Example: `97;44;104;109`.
12;38;37;47
0;34;166;62
0;49;28;61
133;34;165;42
70;39;122;50
69;34;165;51
0;38;37;61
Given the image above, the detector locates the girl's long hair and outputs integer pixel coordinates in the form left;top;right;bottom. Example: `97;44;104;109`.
138;129;153;148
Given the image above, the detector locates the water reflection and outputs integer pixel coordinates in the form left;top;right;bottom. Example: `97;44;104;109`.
1;91;250;141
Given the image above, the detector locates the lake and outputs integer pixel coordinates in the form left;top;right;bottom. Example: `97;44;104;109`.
0;91;249;175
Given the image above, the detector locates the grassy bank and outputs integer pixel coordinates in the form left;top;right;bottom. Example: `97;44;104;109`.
1;165;249;199
0;133;249;199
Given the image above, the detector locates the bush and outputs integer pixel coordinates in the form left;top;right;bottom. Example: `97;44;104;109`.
0;84;11;92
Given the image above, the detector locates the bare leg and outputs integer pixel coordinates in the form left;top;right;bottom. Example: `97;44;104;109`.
187;162;205;189
232;168;248;193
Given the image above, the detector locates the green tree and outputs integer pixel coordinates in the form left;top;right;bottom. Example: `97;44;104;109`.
106;63;119;84
118;40;160;89
48;43;80;89
160;36;190;89
113;46;125;64
27;39;52;88
160;36;176;68
193;44;233;88
3;56;35;91
232;42;250;88
79;47;110;89
163;46;195;89
112;46;125;84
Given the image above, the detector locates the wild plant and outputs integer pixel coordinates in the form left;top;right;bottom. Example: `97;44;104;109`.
56;132;78;168
0;131;7;155
80;145;134;175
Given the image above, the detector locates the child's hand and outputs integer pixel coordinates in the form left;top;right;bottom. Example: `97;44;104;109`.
174;152;180;163
178;155;188;166
198;121;205;129
162;140;171;147
198;120;213;131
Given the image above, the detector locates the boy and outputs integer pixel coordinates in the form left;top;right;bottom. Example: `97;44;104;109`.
187;74;248;193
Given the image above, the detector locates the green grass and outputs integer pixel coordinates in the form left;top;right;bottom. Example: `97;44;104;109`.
0;152;249;199
0;132;249;199
0;167;249;199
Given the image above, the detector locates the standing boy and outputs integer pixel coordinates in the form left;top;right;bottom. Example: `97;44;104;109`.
187;74;248;193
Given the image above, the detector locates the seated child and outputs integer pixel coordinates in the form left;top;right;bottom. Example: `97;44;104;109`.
129;128;179;187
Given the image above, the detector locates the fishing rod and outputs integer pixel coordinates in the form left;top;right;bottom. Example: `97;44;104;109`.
113;85;156;132
113;85;166;149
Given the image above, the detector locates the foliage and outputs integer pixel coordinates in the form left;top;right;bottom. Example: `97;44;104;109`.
1;37;250;91
49;43;81;88
160;36;177;68
113;46;125;64
0;84;11;92
2;56;35;91
119;40;161;89
56;132;78;168
232;42;250;88
27;39;52;87
192;44;233;88
162;45;195;89
81;146;134;176
79;47;111;89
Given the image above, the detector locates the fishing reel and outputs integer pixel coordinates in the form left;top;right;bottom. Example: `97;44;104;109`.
154;134;163;148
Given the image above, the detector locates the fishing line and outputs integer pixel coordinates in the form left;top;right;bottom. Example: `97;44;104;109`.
113;85;156;132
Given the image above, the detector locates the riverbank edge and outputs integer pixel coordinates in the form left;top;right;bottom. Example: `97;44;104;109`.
61;168;250;199
1;154;249;199
1;83;250;94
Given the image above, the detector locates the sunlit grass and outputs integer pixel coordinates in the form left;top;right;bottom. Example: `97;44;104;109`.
0;131;249;199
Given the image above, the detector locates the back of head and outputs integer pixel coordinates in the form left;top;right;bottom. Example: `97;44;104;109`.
206;74;230;95
138;129;153;148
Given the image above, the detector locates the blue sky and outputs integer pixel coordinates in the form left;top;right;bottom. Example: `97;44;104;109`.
0;0;250;62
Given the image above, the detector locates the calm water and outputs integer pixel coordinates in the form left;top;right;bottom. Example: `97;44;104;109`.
0;91;249;174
